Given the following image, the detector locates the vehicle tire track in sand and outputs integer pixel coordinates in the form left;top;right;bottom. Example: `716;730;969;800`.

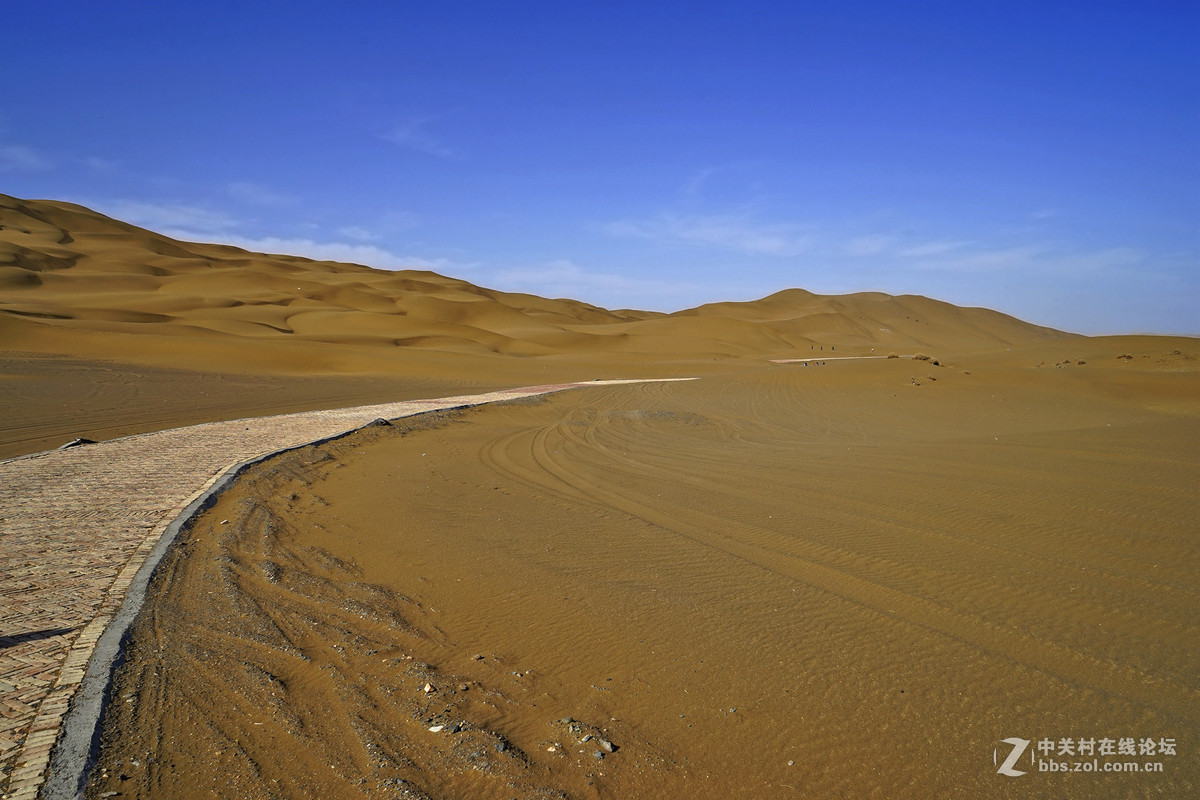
475;381;1200;726
1;379;681;800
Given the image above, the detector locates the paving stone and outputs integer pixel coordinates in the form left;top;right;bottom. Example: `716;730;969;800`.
0;380;675;798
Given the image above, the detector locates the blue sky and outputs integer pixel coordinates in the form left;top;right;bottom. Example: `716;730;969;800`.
3;1;1196;334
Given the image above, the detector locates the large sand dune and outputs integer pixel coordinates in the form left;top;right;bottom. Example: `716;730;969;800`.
2;195;1197;798
0;194;1063;373
1;193;1070;458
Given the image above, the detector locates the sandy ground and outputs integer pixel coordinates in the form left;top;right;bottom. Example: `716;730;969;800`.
87;349;1199;799
3;196;1198;798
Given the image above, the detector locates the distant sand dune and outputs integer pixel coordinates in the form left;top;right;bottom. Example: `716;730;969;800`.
1;193;1069;380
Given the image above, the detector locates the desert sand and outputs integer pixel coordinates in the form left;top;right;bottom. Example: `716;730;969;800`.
2;196;1197;798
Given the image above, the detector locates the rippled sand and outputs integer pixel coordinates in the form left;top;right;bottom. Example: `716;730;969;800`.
90;354;1199;799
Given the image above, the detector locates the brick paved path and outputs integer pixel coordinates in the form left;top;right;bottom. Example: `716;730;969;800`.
0;381;658;800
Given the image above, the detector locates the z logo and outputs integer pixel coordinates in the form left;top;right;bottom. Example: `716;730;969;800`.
995;737;1031;777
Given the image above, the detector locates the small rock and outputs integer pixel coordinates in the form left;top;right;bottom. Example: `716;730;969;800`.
472;653;485;660
458;683;470;691
593;750;605;760
581;735;593;743
598;738;616;753
496;741;508;753
423;683;435;693
429;725;445;733
547;745;557;752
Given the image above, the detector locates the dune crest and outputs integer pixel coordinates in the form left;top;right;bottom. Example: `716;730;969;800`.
1;194;1070;377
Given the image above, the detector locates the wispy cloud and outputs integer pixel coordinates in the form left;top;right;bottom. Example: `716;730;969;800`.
337;225;379;242
680;167;716;199
897;240;970;258
226;181;296;207
606;213;812;256
91;199;240;235
0;144;52;172
383;117;460;159
837;229;1156;281
83;156;118;174
843;234;897;256
337;211;421;242
81;196;461;274
211;235;468;273
492;259;705;309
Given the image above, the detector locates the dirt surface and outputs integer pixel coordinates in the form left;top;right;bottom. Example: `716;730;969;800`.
0;354;508;461
90;352;1200;799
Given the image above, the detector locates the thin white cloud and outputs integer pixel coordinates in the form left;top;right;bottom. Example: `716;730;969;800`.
606;213;812;256
93;199;239;234
337;212;420;242
680;167;716;199
383;118;460;159
226;181;295;207
868;236;1152;280
83;156;118;174
337;225;379;242
844;234;897;256
81;197;460;273
897;240;970;258
0;144;52;172
208;235;467;273
492;259;703;308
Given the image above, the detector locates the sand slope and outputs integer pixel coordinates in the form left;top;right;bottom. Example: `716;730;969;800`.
1;194;1068;376
0;193;1087;458
90;362;1200;799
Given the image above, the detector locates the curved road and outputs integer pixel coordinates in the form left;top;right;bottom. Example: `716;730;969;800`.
0;379;689;800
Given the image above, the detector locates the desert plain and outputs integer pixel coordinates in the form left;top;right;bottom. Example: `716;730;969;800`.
2;194;1197;798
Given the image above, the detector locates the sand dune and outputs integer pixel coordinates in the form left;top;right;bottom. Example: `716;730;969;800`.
1;192;1083;457
2;194;1197;798
2;193;1066;376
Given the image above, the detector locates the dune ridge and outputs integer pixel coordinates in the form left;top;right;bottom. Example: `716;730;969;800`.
1;194;1069;378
